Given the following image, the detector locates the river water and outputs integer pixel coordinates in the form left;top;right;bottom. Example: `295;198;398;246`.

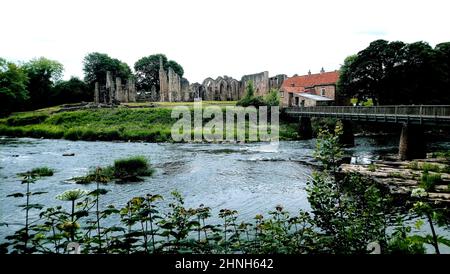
1;136;449;252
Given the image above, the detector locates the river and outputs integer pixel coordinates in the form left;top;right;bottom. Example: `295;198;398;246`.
1;135;449;252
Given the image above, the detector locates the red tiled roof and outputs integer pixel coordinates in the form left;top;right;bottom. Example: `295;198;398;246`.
281;71;339;93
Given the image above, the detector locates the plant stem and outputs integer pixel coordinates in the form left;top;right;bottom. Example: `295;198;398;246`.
426;212;440;254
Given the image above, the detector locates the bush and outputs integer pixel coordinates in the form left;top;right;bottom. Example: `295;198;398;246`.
113;156;153;180
264;89;280;106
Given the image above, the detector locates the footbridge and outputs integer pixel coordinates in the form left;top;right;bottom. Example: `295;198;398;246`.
283;105;450;160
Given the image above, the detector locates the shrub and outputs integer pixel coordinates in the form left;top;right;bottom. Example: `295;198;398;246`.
113;156;153;180
263;89;280;106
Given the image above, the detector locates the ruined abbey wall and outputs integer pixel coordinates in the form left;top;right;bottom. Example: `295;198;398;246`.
240;71;270;96
94;71;137;104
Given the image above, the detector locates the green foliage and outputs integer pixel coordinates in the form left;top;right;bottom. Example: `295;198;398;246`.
421;163;442;173
338;39;450;105
263;89;280;106
113;156;154;181
0;106;297;142
308;124;389;253
236;82;281;108
74;156;154;184
236;81;265;107
134;54;184;92
52;77;91;105
408;161;420;170
6;113;49;126
0;59;29;116
368;163;377;172
432;150;450;159
83;52;131;87
18;167;55;177
387;223;426;254
313;123;343;172
23;57;64;109
410;187;450;254
420;171;442;191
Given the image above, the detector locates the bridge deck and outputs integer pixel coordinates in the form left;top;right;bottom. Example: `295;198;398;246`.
284;105;450;125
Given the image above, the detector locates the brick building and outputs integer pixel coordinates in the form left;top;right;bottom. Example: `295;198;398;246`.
280;69;339;107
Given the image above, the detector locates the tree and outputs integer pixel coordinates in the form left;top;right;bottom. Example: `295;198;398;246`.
308;124;389;253
0;58;29;116
83;52;132;88
337;39;450;105
23;57;64;109
52;77;91;105
134;54;184;92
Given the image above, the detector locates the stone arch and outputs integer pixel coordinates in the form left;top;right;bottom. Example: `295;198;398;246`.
202;78;215;101
228;80;238;100
217;79;227;101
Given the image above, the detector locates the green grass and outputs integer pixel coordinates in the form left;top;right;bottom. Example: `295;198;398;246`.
0;104;299;142
74;156;154;183
368;163;377;172
407;161;448;173
420;171;442;191
431;150;450;159
18;167;55;177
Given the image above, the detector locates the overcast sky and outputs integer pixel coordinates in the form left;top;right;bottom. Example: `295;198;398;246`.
2;0;450;83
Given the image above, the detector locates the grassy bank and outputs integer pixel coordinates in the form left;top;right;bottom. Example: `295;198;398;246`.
0;104;299;142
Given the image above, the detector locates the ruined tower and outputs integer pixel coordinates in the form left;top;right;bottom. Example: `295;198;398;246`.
159;57;168;102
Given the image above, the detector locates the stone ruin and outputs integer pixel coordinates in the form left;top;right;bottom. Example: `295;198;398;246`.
94;71;137;104
154;54;287;102
98;56;289;103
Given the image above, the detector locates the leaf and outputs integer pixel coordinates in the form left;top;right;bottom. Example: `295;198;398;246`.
7;193;24;198
414;219;424;230
18;204;44;210
73;210;89;218
437;236;450;247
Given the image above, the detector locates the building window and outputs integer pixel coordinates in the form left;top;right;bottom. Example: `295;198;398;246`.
320;88;326;96
280;91;284;98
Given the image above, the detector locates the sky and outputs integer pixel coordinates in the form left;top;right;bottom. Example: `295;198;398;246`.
1;0;450;83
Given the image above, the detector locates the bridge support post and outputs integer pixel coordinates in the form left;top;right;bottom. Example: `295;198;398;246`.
399;123;426;160
298;117;313;139
339;120;355;147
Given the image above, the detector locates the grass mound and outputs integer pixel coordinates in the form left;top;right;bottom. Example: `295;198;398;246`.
18;167;54;177
75;156;154;183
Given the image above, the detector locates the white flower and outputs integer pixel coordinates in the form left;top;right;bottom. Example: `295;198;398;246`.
411;187;427;198
56;189;89;201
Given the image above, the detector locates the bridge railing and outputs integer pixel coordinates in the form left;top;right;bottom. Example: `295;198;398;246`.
284;105;450;117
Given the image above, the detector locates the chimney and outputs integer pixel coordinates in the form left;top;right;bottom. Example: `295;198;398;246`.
320;67;325;73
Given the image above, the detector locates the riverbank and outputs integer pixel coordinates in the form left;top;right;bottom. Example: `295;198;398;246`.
341;153;450;204
0;102;299;142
